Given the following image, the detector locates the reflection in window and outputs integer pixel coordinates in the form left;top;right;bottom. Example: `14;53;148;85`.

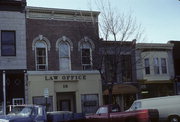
35;41;48;71
81;42;92;70
96;107;108;114
154;58;160;74
161;58;167;74
1;31;16;56
59;41;71;71
122;55;132;82
144;58;150;74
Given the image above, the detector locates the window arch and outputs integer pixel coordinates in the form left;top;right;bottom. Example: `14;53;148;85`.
35;41;48;71
78;37;95;70
32;35;50;71
56;36;72;71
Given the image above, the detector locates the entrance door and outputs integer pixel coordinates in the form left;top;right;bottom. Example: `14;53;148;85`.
60;100;71;111
56;92;76;112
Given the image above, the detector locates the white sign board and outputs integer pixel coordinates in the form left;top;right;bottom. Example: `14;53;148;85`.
44;88;49;98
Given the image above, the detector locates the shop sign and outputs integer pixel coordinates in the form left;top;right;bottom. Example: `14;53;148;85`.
45;74;86;81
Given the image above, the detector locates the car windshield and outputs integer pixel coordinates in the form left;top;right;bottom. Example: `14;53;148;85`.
8;106;33;117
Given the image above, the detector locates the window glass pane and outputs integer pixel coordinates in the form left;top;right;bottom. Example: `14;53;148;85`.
81;42;91;49
60;42;69;57
82;49;90;64
81;94;99;114
33;96;53;112
144;58;150;74
59;42;71;70
154;58;160;74
161;58;167;74
1;31;16;56
35;42;47;71
60;58;70;70
1;31;15;44
1;45;16;56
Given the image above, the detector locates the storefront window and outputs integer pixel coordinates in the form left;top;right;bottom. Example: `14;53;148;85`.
81;94;99;114
33;96;53;112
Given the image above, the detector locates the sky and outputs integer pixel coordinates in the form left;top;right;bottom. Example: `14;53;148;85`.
27;0;180;43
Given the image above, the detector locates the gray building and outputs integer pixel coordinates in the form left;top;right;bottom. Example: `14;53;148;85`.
136;43;175;98
0;0;27;106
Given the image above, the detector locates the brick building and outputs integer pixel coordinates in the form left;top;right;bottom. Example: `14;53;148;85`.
26;6;102;113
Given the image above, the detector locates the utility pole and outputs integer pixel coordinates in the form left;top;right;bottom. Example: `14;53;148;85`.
3;71;6;115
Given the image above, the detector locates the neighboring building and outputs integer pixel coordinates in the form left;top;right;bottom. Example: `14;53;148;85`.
99;40;138;110
0;0;27;106
136;43;175;99
26;6;102;113
169;41;180;95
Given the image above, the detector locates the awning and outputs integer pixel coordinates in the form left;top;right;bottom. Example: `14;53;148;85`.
138;80;173;84
103;84;138;95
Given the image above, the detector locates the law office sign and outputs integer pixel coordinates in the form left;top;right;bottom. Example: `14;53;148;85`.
45;74;87;81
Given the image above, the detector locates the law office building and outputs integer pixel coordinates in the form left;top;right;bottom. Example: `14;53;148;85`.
26;6;102;113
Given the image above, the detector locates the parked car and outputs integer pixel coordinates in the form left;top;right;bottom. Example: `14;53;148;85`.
0;105;85;122
86;104;159;122
127;95;180;122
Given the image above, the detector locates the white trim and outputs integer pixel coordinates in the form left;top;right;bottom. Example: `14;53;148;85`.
56;36;73;51
27;70;99;75
78;36;95;51
32;35;51;51
35;41;48;71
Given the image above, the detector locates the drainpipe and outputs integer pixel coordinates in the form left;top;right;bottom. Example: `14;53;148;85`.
3;71;6;115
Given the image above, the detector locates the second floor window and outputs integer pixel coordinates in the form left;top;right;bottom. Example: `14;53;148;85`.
144;58;150;74
59;41;71;71
153;58;160;74
81;42;92;70
1;31;16;56
122;55;132;82
161;58;167;74
35;41;48;71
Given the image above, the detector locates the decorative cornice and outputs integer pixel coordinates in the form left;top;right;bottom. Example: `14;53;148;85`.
27;70;99;75
26;6;100;22
136;43;174;50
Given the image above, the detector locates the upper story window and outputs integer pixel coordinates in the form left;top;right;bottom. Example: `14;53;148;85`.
1;31;16;56
35;41;48;71
122;55;132;82
79;37;95;70
59;41;71;71
153;58;160;74
144;58;150;74
161;58;167;74
81;42;92;70
56;36;73;71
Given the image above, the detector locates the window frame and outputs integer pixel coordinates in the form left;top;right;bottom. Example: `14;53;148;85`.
59;41;71;71
161;58;167;74
153;57;160;74
1;30;16;56
81;48;92;70
35;41;48;71
144;58;150;75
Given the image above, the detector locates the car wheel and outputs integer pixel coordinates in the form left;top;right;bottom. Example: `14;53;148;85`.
169;116;179;122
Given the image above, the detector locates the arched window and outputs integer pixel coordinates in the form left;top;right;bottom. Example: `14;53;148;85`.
79;37;94;70
59;41;71;71
35;41;48;70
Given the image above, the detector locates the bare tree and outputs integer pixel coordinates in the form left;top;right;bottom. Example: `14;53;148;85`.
92;0;145;105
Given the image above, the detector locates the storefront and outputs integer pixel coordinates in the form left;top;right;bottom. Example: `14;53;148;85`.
0;70;26;106
103;84;138;111
27;71;102;113
140;80;174;99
